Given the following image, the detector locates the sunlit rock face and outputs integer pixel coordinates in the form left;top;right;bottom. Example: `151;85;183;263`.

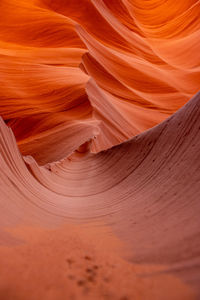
0;1;200;299
1;0;200;162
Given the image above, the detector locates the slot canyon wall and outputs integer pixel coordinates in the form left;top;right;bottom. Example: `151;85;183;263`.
0;0;200;299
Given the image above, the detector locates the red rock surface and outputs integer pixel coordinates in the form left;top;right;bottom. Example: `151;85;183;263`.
0;1;200;299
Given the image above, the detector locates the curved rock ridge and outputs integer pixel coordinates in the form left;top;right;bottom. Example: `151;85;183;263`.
1;91;200;298
0;0;200;162
1;1;200;299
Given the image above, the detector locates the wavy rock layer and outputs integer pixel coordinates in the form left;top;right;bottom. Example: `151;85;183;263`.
0;0;200;299
1;92;200;298
0;0;200;161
